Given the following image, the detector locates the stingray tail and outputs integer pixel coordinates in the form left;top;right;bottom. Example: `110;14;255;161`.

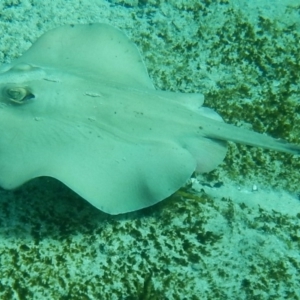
202;120;300;155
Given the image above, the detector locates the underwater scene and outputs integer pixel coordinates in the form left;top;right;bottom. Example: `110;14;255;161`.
0;0;299;299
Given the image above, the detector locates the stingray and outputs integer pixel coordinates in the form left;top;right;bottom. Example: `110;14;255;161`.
0;24;299;214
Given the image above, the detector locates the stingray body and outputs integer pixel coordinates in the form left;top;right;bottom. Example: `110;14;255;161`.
0;24;299;214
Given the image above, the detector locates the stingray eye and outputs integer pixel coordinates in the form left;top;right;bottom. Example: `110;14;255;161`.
5;86;35;104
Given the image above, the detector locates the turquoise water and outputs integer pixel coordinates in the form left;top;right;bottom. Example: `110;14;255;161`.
0;0;299;299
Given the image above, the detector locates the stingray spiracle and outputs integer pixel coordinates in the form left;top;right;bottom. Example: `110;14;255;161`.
4;86;35;104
